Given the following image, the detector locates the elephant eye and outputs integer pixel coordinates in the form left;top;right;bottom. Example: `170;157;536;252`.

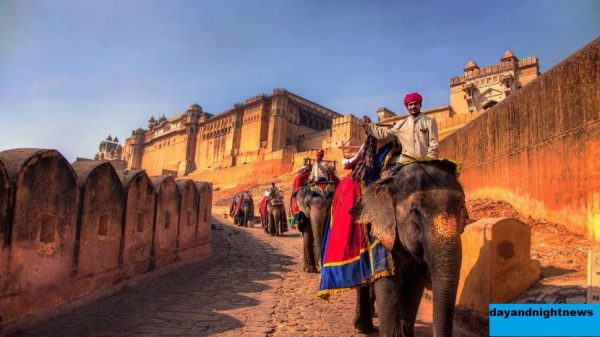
408;208;422;226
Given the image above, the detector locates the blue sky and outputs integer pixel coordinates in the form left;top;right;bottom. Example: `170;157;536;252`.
0;0;598;162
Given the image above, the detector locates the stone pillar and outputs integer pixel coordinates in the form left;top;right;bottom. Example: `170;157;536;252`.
176;179;199;260
150;175;180;268
71;161;124;294
457;217;541;314
118;169;155;279
0;149;79;323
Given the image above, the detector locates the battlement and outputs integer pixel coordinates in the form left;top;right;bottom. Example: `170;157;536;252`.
450;55;538;85
0;148;213;325
245;93;269;105
332;114;360;126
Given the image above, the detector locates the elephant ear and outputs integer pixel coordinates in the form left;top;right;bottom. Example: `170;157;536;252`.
350;177;396;251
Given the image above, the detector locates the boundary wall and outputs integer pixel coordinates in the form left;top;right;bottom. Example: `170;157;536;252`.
440;37;600;241
0;148;213;325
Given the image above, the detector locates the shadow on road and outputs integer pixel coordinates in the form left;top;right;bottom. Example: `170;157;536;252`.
11;217;295;337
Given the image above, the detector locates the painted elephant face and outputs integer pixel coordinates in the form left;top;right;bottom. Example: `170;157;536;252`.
395;189;467;261
351;162;467;260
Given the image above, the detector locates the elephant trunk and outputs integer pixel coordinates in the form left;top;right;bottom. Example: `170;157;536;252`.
430;236;461;337
310;205;327;269
272;207;281;234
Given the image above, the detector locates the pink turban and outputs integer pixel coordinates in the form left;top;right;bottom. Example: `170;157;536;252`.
404;92;423;107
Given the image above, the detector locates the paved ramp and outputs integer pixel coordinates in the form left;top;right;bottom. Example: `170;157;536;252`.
11;216;482;336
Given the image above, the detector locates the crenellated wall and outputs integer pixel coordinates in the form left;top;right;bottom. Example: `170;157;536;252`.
440;37;600;241
0;149;213;325
71;161;125;297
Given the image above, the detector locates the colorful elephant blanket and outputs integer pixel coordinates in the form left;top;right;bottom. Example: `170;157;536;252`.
290;169;310;228
317;140;399;299
317;174;394;299
260;196;269;219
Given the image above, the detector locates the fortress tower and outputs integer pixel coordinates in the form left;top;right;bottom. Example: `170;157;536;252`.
450;50;539;114
95;135;122;161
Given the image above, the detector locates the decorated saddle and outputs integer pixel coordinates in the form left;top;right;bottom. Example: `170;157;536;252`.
317;140;399;299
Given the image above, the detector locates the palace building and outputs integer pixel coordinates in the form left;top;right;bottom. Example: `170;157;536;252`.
123;89;347;176
122;51;539;179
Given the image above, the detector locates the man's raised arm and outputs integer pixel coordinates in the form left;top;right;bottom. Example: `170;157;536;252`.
362;116;394;142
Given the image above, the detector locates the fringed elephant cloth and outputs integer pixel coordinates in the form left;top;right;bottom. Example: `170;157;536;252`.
317;141;398;299
260;196;269;219
317;174;394;299
290;169;310;228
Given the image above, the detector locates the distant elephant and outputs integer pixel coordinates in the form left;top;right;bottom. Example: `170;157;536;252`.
351;161;468;337
239;198;253;227
295;181;336;273
267;195;288;236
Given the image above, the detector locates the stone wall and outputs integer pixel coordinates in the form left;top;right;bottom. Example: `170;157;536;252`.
140;132;189;176
440;37;600;241
0;149;213;325
188;159;293;190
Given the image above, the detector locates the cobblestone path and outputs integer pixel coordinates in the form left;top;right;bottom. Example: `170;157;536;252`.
11;216;482;337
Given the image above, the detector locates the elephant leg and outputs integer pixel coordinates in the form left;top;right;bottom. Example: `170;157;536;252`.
374;273;403;337
276;211;282;236
302;224;317;273
268;214;275;236
400;273;427;337
354;285;375;334
310;209;325;272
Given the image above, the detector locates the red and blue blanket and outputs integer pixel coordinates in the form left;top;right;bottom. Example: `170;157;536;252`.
317;142;396;299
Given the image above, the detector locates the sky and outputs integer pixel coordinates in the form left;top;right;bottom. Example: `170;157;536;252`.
0;0;598;162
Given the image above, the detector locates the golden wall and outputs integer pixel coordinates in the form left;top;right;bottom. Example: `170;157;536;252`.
141;132;189;176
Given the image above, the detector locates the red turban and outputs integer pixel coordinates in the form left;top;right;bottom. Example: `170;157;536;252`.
317;149;325;157
404;92;423;106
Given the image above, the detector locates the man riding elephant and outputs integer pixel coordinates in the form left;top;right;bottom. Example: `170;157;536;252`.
240;190;254;227
294;149;339;273
351;92;465;337
318;136;399;333
362;92;439;167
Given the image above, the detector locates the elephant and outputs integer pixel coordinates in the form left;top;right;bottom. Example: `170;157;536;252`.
295;181;336;273
239;198;253;227
267;195;286;236
351;160;468;337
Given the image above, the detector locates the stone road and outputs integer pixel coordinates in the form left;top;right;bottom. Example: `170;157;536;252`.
10;216;483;337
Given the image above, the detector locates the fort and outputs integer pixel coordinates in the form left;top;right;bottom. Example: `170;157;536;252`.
121;50;539;187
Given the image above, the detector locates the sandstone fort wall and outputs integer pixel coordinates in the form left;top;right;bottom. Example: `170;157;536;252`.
141;132;189;176
0;149;213;325
440;37;600;241
189;158;293;189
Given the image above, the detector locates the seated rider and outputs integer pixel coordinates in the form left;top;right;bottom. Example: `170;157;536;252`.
310;149;338;183
269;182;280;199
362;92;439;173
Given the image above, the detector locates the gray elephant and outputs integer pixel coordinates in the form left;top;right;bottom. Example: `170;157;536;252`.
240;198;253;227
267;195;287;236
351;160;468;337
295;181;336;272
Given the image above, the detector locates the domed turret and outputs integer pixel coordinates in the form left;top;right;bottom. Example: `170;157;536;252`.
188;103;202;112
159;114;167;122
464;60;479;71
113;136;119;143
501;50;518;63
106;134;113;142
